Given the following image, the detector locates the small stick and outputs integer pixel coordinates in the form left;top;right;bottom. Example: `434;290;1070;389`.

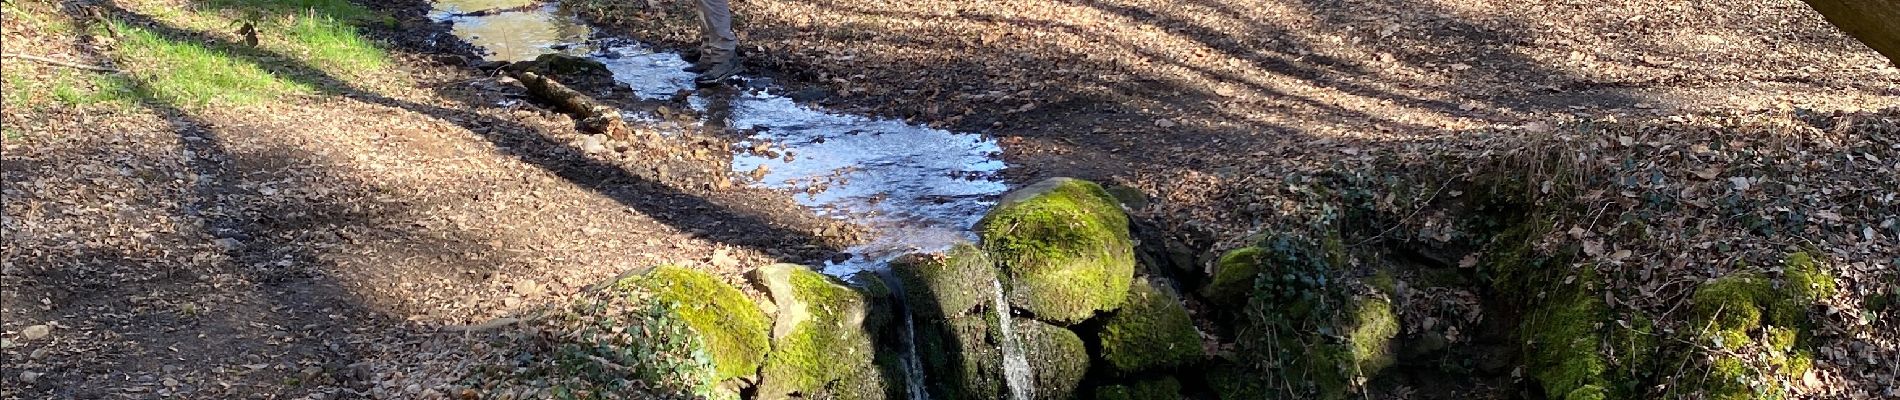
1;53;117;72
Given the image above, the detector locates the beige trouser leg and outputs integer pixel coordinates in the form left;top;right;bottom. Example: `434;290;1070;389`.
694;0;738;61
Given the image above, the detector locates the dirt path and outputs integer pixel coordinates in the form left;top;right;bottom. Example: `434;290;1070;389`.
2;0;848;397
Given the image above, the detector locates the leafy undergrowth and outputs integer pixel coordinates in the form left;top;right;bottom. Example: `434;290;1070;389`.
1158;110;1898;398
464;277;721;400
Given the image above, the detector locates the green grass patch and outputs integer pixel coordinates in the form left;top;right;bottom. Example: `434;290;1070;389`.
198;0;377;23
283;14;389;77
1;63;139;109
113;21;312;106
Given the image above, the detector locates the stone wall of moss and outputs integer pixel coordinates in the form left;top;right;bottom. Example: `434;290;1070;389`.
978;177;1137;324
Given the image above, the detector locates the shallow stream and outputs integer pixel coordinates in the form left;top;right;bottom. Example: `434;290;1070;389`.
432;1;1018;398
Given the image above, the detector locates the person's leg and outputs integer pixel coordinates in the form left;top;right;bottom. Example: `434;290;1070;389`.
691;0;742;82
695;0;737;63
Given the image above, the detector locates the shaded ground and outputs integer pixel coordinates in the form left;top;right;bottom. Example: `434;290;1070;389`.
2;0;848;397
573;0;1900;398
1;0;1895;398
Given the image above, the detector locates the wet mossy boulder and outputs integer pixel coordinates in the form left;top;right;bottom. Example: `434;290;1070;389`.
896;245;1011;400
1094;376;1181;400
636;265;772;383
1015;318;1089;400
1680;253;1837;400
1518;268;1652;400
1099;279;1204;374
1201;246;1265;305
978;177;1137;324
915;312;1006;400
893;243;998;320
751;264;903;400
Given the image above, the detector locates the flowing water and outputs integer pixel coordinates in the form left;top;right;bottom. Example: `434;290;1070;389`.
992;279;1037;400
431;1;1030;399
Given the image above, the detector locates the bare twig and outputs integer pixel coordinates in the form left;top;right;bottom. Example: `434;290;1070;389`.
1352;173;1466;247
1;52;117;72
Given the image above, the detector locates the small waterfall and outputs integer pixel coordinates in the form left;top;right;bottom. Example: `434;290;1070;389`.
898;306;931;400
875;270;933;400
991;279;1036;400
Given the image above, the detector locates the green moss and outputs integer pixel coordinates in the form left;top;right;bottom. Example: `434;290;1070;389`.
917;314;1004;400
893;244;998;319
1768;252;1837;327
1015;318;1089;400
1608;314;1658;387
638;266;770;382
1206;364;1267;400
1691;272;1770;348
1523;269;1610;400
1094;376;1181;400
1099;280;1204;373
1346;296;1400;374
538;276;730;399
978;177;1136;323
1563;385;1609;400
755;265;898;399
1302;295;1400;399
1202;246;1264;305
1679;255;1839;400
1479;216;1558;296
1367;269;1398;296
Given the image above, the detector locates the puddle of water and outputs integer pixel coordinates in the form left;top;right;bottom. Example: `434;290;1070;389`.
431;6;1008;272
432;0;591;61
587;44;1009;276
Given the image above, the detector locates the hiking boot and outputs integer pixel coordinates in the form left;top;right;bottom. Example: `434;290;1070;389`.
694;57;743;85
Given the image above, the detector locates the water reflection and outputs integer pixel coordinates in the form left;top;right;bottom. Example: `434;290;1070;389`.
432;4;1009;276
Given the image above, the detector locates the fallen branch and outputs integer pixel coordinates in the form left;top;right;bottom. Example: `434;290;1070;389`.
1;52;117;72
507;70;633;140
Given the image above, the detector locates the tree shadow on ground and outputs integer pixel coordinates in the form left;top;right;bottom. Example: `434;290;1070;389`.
99;0;839;256
2;0;866;397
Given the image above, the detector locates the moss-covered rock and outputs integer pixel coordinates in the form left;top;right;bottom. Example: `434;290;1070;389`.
1099;279;1204;374
1201;246;1264;306
637;265;772;383
1769;252;1839;327
1094;376;1181;400
893;243;999;320
751;264;902;400
916;312;1005;400
1680;253;1839;400
1521;268;1614;400
1242;290;1397;400
978;177;1137;323
1015;318;1089;400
